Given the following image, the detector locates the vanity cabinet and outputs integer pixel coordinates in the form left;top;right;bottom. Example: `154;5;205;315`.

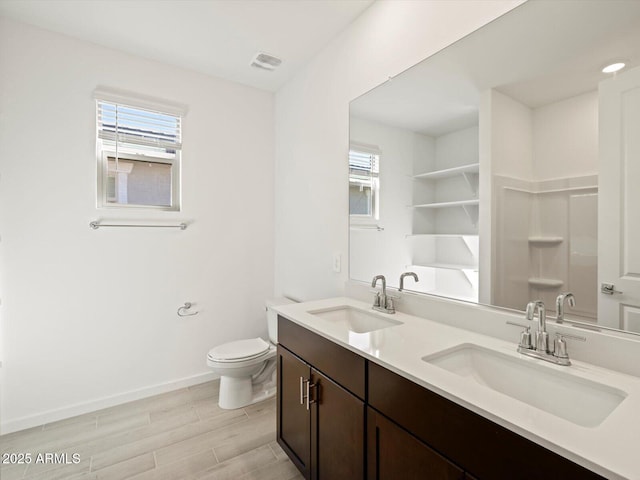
278;315;605;480
277;317;365;480
367;406;465;480
277;346;311;477
368;362;604;480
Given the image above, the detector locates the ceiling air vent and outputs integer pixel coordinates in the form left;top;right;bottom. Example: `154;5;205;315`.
251;52;282;71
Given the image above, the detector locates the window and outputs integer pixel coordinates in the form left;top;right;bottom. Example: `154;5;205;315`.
349;147;380;222
95;91;183;210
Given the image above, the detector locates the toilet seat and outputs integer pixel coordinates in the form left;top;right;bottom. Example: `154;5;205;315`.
207;338;271;363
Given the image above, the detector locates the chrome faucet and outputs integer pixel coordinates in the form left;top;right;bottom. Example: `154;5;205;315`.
399;272;419;291
507;299;586;366
371;275;395;314
526;300;548;353
555;292;575;324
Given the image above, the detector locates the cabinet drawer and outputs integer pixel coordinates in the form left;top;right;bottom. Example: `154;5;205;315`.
278;316;366;399
368;362;604;480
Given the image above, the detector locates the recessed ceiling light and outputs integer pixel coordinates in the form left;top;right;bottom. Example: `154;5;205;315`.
602;62;626;74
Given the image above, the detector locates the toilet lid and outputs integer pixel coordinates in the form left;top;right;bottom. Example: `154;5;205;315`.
208;337;270;362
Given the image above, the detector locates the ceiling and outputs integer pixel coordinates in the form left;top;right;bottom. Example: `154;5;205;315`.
0;0;374;92
350;0;640;137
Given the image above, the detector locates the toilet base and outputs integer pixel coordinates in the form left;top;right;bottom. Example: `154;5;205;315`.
218;368;277;409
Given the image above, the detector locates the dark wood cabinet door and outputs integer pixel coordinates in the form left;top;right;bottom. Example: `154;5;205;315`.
311;368;365;480
367;407;464;480
277;346;311;479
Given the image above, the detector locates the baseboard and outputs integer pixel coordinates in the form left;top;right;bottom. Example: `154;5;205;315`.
1;371;219;435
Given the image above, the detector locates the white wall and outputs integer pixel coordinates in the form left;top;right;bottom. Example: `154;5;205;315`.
485;90;534;179
349;117;413;286
480;87;535;305
533;90;598;181
0;18;274;432
274;0;525;301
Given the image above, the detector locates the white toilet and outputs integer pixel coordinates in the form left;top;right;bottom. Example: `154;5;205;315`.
206;297;294;409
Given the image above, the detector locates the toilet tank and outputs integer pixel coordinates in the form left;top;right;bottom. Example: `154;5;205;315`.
265;297;296;344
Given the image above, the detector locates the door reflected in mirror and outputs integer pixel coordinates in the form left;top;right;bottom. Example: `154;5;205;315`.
349;0;640;334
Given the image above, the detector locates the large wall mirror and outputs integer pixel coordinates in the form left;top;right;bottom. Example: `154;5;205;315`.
349;0;640;335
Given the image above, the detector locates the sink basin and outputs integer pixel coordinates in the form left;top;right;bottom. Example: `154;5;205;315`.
422;343;627;427
308;306;403;333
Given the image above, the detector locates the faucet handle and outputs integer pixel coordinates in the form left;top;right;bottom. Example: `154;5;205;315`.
372;291;381;307
506;321;533;349
553;332;586;359
520;328;533;349
553;335;569;359
385;297;396;314
506;320;529;328
555;331;586;342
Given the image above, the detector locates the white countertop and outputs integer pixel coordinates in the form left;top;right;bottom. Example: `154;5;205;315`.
273;296;640;480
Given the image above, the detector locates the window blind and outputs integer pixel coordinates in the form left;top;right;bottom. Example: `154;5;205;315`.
97;101;182;153
349;150;379;174
349;150;379;186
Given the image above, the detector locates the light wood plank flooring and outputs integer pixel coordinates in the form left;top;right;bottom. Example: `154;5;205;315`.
0;380;302;480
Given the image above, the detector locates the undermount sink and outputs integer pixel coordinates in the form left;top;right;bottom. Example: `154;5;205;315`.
308;306;403;333
422;343;627;428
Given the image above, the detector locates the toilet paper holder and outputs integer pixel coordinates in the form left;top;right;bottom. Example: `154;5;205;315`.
177;302;199;317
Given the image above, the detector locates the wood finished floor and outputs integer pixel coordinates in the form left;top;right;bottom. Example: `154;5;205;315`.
0;380;302;480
